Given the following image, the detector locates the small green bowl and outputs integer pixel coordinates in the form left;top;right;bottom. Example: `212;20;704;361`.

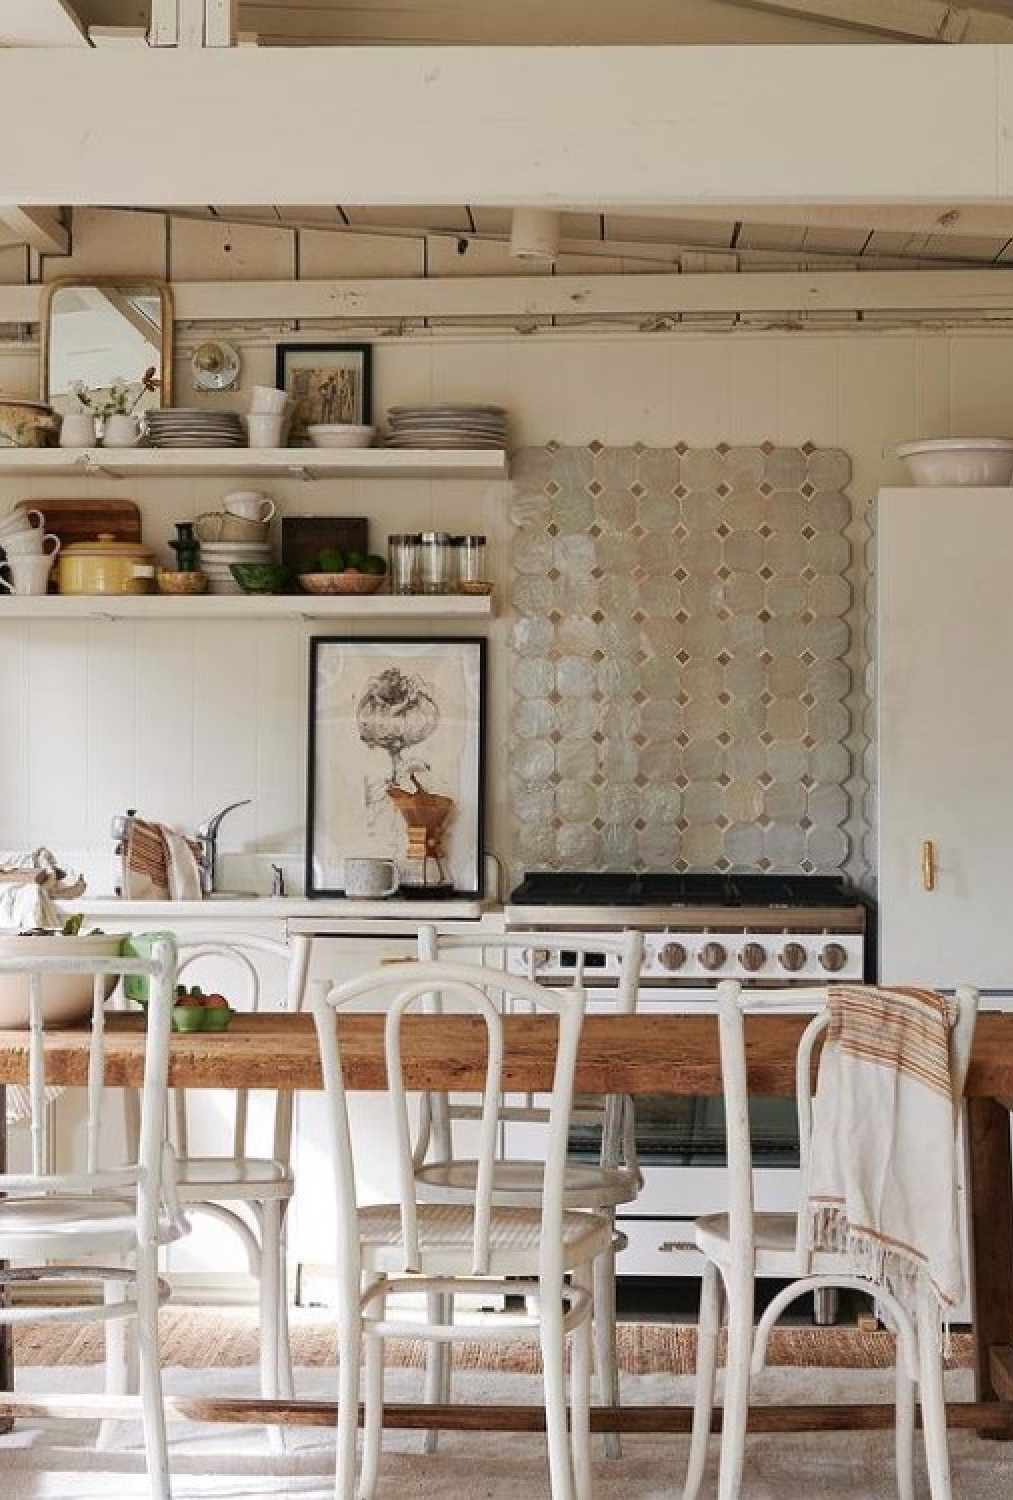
172;1003;207;1033
201;1005;234;1032
229;562;288;595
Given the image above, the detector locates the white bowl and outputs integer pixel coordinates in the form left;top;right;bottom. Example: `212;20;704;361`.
306;424;375;450
0;933;124;1028
895;439;1013;487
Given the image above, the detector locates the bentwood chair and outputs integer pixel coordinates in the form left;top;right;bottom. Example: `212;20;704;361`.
681;980;979;1500
166;932;312;1403
0;939;180;1500
311;959;612;1500
414;925;645;1457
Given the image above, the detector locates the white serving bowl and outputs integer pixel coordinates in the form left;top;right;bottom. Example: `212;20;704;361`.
0;933;123;1028
306;424;375;450
895;438;1013;487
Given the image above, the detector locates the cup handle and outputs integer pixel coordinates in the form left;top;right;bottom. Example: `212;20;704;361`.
24;509;43;530
42;533;60;556
260;499;277;523
383;868;400;895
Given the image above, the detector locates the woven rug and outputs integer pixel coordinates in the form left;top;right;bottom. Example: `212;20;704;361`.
13;1305;974;1372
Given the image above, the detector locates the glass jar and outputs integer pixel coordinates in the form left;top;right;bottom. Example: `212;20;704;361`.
388;533;420;595
417;531;452;595
456;534;487;591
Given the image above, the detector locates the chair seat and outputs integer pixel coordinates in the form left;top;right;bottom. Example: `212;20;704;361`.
0;1194;142;1258
695;1211;858;1279
414;1157;640;1209
173;1156;293;1200
359;1201;613;1276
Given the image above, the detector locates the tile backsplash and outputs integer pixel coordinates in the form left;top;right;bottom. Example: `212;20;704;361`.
506;442;861;886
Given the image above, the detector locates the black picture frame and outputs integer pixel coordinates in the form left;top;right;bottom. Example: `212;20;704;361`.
306;635;486;898
275;341;373;446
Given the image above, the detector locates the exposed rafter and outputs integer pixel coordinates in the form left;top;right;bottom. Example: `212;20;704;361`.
0;0;89;47
0;206;69;255
723;0;1013;42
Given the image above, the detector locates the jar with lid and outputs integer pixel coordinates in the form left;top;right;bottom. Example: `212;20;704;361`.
417;531;452;595
455;534;487;593
388;532;420;595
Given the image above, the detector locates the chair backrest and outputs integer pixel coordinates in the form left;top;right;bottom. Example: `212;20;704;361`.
0;938;177;1247
311;959;587;1283
170;932;312;1163
715;978;979;1271
416;926;645;1174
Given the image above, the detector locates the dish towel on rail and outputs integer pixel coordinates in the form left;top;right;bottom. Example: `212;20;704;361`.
806;984;963;1313
121;819;202;901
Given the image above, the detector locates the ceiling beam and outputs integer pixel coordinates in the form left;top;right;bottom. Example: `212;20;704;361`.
0;45;1009;208
0;0;90;47
723;0;1013;42
623;201;1013;237
0;206;68;255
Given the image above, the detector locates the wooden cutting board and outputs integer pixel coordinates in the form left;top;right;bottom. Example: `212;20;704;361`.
17;497;143;548
281;516;369;575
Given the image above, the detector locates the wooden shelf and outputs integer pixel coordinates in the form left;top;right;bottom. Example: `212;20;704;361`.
0;593;494;621
0;447;508;481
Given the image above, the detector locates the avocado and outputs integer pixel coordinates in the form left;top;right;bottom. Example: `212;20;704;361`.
318;548;345;573
363;553;388;576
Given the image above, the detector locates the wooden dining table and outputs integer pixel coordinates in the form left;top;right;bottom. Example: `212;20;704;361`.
2;1008;1013;1437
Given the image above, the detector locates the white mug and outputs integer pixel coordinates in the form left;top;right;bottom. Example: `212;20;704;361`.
250;385;290;416
0;507;42;538
343;857;400;899
1;527;60;557
223;490;276;523
0;552;56;595
246;412;286;450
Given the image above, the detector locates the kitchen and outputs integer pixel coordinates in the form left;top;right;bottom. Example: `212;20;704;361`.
3;14;1013;1305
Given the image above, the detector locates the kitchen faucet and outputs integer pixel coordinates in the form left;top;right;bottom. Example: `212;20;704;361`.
195;799;252;898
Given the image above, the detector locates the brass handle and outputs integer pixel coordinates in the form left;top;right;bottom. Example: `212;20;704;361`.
922;840;936;892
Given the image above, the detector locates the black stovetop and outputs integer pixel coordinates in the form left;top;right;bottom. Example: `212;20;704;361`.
507;870;866;910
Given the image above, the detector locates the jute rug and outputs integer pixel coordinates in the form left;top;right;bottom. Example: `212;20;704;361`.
13;1304;974;1373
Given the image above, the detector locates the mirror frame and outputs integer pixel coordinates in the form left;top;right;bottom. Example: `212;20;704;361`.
39;275;174;409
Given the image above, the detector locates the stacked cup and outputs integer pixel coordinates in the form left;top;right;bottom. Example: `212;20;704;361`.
196;491;276;593
246;384;290;449
0;506;61;595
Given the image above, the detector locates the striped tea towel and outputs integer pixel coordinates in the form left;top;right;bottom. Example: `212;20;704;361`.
807;984;963;1311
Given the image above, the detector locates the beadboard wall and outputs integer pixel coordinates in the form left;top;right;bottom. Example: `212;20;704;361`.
4;316;1013;900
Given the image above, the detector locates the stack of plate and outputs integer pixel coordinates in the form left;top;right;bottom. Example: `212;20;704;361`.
146;409;247;449
385;404;508;450
199;540;273;594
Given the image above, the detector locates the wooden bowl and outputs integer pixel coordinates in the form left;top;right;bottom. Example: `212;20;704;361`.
298;571;384;595
157;569;208;595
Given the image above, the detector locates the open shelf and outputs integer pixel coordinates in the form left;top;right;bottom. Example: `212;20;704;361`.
0;447;508;481
0;592;494;621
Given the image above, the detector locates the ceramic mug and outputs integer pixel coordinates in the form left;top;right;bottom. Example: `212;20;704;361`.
1;526;60;557
223;490;276;523
249;385;290;416
59;412;98;448
0;552;56;595
0;507;42;538
343;857;400;899
246;413;286;449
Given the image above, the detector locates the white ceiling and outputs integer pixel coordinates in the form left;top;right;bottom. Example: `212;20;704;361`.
9;2;1013;272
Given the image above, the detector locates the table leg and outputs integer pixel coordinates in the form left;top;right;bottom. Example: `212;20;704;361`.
966;1094;1013;1436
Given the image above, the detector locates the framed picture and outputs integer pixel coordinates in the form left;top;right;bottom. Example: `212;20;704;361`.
275;342;372;445
306;636;486;898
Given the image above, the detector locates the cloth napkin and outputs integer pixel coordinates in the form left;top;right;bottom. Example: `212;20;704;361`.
806;983;964;1312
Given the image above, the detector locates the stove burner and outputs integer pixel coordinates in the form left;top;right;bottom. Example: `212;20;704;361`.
507;870;861;910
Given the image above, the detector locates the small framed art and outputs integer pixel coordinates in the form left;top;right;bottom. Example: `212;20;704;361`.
306;635;486;898
275;342;372;445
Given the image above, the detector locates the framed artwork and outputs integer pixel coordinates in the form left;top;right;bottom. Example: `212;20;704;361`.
275;342;372;445
306;636;486;898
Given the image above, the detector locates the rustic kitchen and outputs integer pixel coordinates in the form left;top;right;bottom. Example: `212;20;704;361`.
2;11;1013;1497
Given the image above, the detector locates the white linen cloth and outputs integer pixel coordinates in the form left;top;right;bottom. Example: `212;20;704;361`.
806;984;963;1312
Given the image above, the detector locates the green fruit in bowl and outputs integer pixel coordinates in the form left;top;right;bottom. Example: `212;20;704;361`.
363;554;388;576
318;548;345;572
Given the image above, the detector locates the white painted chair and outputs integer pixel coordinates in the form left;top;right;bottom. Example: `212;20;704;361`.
0;939;179;1500
414;925;645;1457
681;979;979;1500
164;932;312;1402
311;958;613;1500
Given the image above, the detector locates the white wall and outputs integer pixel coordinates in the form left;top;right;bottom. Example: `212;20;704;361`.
2;320;1011;891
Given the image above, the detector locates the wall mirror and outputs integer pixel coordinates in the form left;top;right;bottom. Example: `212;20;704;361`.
40;277;173;414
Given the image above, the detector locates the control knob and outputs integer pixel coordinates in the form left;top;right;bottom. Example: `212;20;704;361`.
738;941;767;973
657;941;688;972
698;940;727;972
779;941;808;973
818;941;849;974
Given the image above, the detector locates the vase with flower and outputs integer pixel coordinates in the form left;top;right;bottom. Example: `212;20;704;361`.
69;366;161;448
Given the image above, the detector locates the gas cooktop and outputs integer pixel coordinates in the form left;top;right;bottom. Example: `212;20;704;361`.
507;870;864;910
